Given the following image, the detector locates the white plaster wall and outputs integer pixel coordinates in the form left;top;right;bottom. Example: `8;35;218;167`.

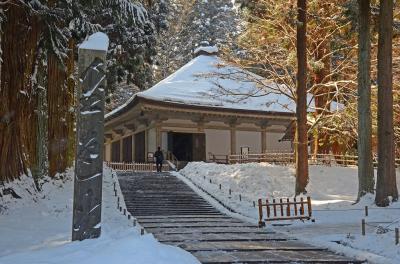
236;131;261;154
205;129;230;156
104;143;111;161
266;132;292;152
147;128;156;153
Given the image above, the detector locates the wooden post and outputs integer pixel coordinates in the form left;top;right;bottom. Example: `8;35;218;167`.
258;199;263;227
219;184;221;190
213;155;216;162
307;196;312;217
286;198;291;216
141;228;145;235
119;138;123;163
155;124;162;148
300;197;304;215
365;205;368;217
279;198;284;216
361;219;366;236
396;228;399;245
229;189;232;195
273;199;277;217
239;194;242;201
72;33;109;241
133;219;137;226
226;155;229;164
132;133;135;162
266;199;271;218
294;197;298;215
261;129;267;153
230;125;236;155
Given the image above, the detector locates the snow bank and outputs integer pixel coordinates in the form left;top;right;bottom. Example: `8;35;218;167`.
0;167;199;264
179;162;366;218
179;162;400;263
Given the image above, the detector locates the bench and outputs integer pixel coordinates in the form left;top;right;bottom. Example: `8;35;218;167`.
258;196;312;227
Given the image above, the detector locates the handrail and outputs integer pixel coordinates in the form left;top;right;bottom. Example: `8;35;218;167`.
166;151;179;170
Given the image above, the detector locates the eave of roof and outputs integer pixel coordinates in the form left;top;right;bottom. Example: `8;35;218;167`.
104;95;296;124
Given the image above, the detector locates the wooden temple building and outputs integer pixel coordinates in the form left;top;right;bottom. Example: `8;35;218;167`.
103;47;296;164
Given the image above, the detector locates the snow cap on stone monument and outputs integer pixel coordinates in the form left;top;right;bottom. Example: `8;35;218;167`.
79;32;109;51
194;41;219;57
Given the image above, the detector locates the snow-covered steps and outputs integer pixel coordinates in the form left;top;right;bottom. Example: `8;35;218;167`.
118;172;364;264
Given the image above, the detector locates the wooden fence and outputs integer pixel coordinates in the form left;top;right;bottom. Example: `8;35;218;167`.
210;152;400;167
258;197;312;227
209;154;230;164
105;162;170;172
228;153;294;165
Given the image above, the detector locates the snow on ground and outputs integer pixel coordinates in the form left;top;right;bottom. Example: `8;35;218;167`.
180;162;400;264
0;167;199;264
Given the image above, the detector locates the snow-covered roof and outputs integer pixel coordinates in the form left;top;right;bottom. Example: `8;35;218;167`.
106;54;343;120
137;55;296;113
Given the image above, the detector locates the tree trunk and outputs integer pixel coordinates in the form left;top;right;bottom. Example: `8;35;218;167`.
47;0;75;178
66;39;76;168
357;0;374;200
32;48;48;187
312;41;331;155
47;39;76;177
375;0;398;206
295;0;309;195
0;5;40;182
47;55;67;177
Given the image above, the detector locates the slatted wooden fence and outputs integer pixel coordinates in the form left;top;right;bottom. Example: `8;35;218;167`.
228;153;294;165
209;154;230;164
105;162;170;172
258;197;312;227
223;152;400;168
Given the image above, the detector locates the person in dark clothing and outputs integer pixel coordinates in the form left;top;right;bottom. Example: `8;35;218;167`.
154;146;164;172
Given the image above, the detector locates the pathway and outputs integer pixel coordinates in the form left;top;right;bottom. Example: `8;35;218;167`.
118;172;363;264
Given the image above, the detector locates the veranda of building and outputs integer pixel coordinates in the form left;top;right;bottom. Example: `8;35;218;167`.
103;47;296;164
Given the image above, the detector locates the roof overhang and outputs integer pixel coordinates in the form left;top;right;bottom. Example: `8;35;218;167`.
105;95;296;127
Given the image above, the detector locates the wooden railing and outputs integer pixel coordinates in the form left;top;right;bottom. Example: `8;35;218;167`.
166;151;179;170
105;162;170;172
209;154;230;164
258;197;312;227
228;152;294;165
210;152;400;167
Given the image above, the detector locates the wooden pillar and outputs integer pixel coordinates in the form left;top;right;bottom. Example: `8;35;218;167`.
230;125;236;155
145;129;148;162
119;138;123;162
132;133;135;162
156;124;162;148
261;129;267;153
